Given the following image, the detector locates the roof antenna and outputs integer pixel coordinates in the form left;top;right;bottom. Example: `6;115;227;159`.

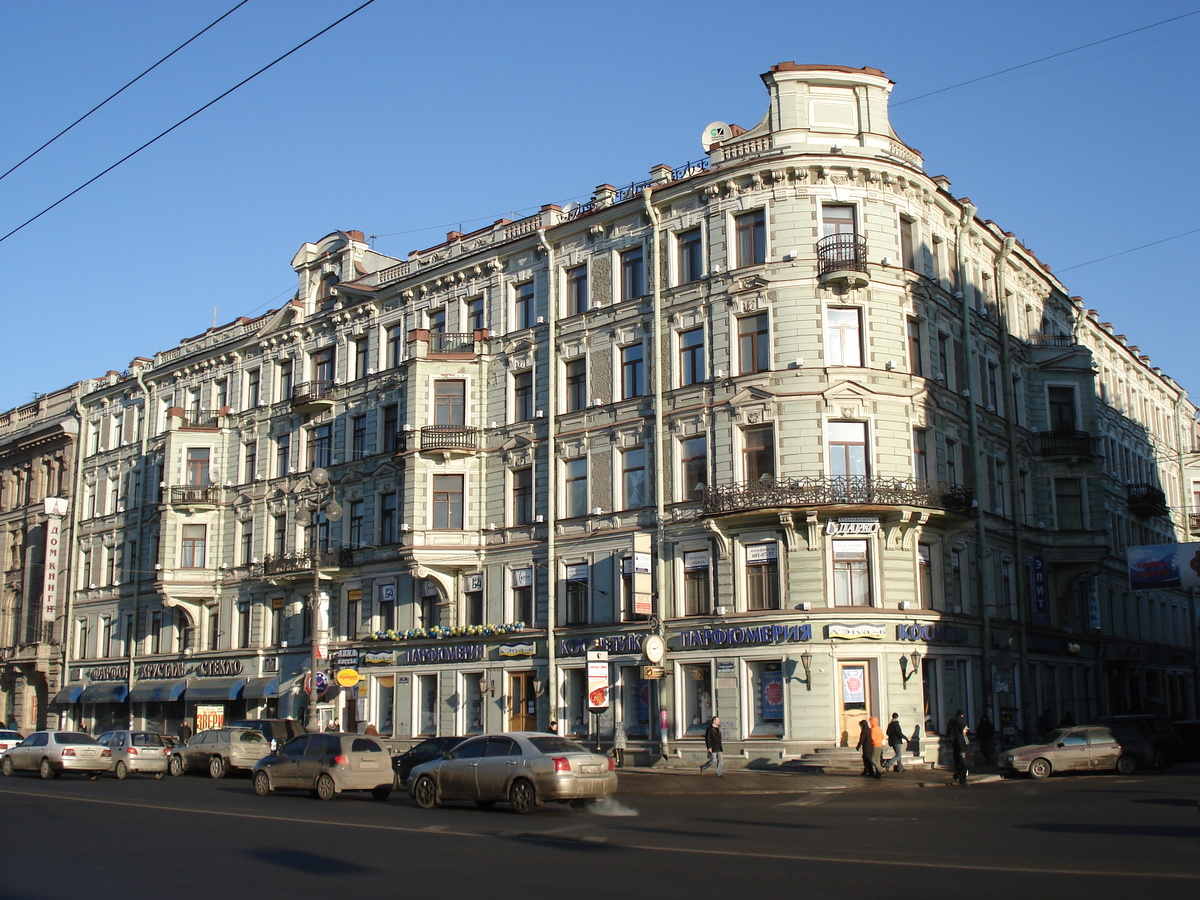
212;306;218;329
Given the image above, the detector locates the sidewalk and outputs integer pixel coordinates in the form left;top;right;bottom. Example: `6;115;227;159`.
614;761;1006;795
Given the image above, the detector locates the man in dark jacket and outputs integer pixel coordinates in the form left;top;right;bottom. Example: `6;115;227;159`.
699;716;724;776
947;710;971;785
886;713;907;772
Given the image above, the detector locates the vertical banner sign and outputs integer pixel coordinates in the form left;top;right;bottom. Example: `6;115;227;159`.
632;532;653;616
760;669;784;721
42;498;68;622
1087;576;1101;630
587;649;609;711
1028;555;1048;625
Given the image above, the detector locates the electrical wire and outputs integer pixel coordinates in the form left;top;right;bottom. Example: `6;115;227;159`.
1057;227;1200;273
0;0;378;246
893;9;1200;106
0;0;252;184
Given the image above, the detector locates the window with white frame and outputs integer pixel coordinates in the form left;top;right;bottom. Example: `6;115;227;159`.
680;435;707;501
742;424;775;485
565;265;588;315
513;281;536;331
621;446;646;509
683;550;712;616
676;228;703;284
749;660;784;736
511;567;534;626
737;312;770;374
681;662;713;735
180;524;206;569
564;563;589;625
563;457;588;518
832;539;872;606
678;326;705;386
746;543;780;610
734;209;766;267
620;247;644;301
826;307;862;366
917;543;934;608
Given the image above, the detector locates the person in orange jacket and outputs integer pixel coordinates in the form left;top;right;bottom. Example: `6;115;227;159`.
868;716;886;779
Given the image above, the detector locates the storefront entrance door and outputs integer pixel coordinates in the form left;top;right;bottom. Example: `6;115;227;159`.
838;662;872;747
508;672;536;731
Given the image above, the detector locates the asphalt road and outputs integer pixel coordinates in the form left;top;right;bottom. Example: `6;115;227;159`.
1;763;1198;899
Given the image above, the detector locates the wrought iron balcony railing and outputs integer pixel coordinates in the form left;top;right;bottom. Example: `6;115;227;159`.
1126;483;1167;517
1189;513;1200;535
429;332;476;354
169;485;220;505
179;409;222;428
420;424;478;451
816;233;868;278
702;475;972;516
1036;431;1097;456
262;547;353;576
1029;334;1074;348
291;380;335;405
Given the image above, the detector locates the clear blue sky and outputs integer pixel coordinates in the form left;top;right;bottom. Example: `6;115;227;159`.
2;0;1198;412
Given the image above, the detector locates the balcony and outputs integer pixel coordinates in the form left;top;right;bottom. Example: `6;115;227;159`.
291;380;336;414
1036;431;1097;457
1126;483;1168;518
702;475;972;516
262;547;354;577
816;233;870;288
420;424;478;452
1029;334;1074;349
429;332;476;354
172;407;223;429
169;485;220;508
1190;513;1200;537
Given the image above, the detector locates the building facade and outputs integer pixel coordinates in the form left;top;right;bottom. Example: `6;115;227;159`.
45;63;1198;757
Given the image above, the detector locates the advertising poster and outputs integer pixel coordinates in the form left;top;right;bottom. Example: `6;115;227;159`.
1127;542;1200;589
842;666;865;704
760;670;784;721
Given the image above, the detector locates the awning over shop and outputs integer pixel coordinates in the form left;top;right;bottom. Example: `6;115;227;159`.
186;677;247;701
242;677;279;699
80;683;129;704
50;683;85;705
129;679;188;703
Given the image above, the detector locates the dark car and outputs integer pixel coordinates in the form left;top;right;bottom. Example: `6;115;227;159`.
391;736;466;788
1089;715;1184;767
1170;720;1200;761
229;719;305;751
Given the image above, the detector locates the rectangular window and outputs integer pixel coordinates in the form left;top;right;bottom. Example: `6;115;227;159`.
427;308;446;334
622;447;646;509
215;379;229;410
466;296;485;332
680;436;707;501
512;467;533;525
1055;477;1084;530
743;425;775;484
308;423;332;469
620;247;644;301
565;564;588;625
382;404;398;453
738;312;770;374
827;307;862;366
245;369;261;409
900;215;918;270
186;448;211;486
349;499;364;548
434;380;466;426
823;204;856;236
418;674;437;736
209;606;222;651
1048;386;1077;432
237;603;251;649
276;434;291;478
240;520;254;566
243;441;258;483
565;358;587;412
679;327;705;386
387;324;404;368
917;543;934;608
564;457;588;517
746;543;780;610
351;415;367;460
750;661;784;736
512;568;534;626
565;265;588;316
677;228;703;284
380;492;398;544
346;590;362;640
432;475;464;529
513;370;534;422
465;586;483;626
354;338;370;381
682;663;713;736
735;209;766;267
907;318;923;376
148;610;162;653
180;525;206;569
832;539;872;606
272;514;287;557
683;551;711;616
621;344;644;399
278;360;293;401
913;429;928;483
312;347;335;386
514;281;536;331
378;590;395;632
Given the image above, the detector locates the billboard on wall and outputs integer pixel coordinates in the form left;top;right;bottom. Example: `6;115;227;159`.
1127;543;1200;590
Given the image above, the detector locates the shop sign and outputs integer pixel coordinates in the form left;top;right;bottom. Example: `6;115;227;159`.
88;664;131;681
897;623;968;643
335;668;361;688
641;665;664;679
195;659;243;677
824;517;880;537
826;623;887;641
716;660;735;675
379;583;397;603
332;649;360;669
512;567;533;588
1087;576;1101;630
559;634;645;656
499;642;536;658
41;499;67;623
587;651;609;711
746;543;778;564
362;650;396;666
303;672;330;697
400;644;485;665
678;623;811;649
139;661;187;679
1029;555;1048;625
195;704;225;732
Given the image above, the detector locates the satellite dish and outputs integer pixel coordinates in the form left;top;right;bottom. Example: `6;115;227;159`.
701;121;733;152
562;201;580;217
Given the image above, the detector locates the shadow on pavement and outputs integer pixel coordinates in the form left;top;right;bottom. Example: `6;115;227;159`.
1015;823;1200;839
244;847;377;875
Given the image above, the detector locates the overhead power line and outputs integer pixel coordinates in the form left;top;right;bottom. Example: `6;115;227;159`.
0;0;252;184
893;9;1200;106
0;0;378;246
1057;227;1200;273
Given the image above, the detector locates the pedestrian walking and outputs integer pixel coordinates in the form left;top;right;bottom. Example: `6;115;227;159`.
548;720;558;734
612;722;627;768
325;718;339;732
867;716;886;778
975;714;996;764
947;710;971;785
886;713;907;771
856;719;874;776
177;719;193;744
699;716;724;776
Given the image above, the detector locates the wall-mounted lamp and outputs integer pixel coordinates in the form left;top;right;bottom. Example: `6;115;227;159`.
786;650;815;691
899;649;922;688
481;676;496;697
532;678;546;696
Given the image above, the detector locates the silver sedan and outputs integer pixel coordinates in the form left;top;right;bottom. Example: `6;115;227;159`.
1;730;113;779
409;732;617;813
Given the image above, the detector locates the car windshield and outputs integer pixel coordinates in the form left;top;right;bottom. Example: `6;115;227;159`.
53;732;96;744
132;733;164;746
528;736;590;754
1040;730;1068;745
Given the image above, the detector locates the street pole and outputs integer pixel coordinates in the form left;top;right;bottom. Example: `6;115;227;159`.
300;468;340;734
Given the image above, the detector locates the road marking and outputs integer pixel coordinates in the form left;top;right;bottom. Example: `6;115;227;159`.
781;794;834;807
1;785;1195;881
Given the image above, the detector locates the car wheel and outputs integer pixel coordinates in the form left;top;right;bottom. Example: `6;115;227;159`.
1028;757;1052;780
509;778;537;814
1116;754;1137;776
169;755;183;777
39;758;57;780
253;770;272;797
208;756;227;779
1152;749;1167;769
412;775;438;809
115;761;128;780
475;800;495;809
371;785;391;801
315;774;336;801
2;756;13;777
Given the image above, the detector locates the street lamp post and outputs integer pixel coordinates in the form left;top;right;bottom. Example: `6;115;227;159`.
300;468;341;733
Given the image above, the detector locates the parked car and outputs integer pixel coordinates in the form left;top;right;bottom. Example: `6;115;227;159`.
168;727;270;778
408;732;617;814
1;730;112;779
1089;715;1185;767
229;719;305;751
0;730;24;753
253;733;393;801
96;730;170;779
391;736;467;788
1000;725;1155;779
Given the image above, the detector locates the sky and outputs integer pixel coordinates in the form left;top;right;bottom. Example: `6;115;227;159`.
2;0;1198;413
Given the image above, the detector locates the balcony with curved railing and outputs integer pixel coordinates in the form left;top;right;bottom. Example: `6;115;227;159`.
169;485;220;507
291;380;336;412
816;233;869;287
262;547;354;577
1127;483;1167;518
702;475;972;516
420;424;478;452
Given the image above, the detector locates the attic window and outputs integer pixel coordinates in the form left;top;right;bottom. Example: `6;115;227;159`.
318;273;339;309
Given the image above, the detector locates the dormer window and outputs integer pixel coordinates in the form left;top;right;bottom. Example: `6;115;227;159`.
318;273;339;309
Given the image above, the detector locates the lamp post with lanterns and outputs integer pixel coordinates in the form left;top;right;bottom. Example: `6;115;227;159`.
299;468;342;733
